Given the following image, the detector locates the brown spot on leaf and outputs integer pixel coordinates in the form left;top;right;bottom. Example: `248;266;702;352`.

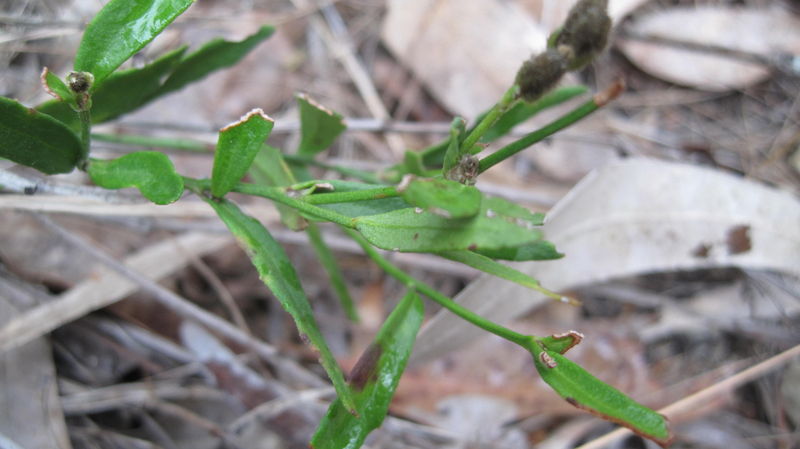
549;330;584;354
348;343;383;391
468;244;477;251
413;233;419;240
691;243;711;258
726;225;751;255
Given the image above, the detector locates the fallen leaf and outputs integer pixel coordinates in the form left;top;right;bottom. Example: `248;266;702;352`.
410;158;800;364
618;6;800;91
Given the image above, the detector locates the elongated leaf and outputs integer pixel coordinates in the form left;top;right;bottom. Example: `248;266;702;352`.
250;145;308;231
211;109;274;198
39;47;187;130
87;151;183;204
442;117;467;175
297;93;346;157
440;250;547;292
481;86;588;142
205;198;356;413
311;290;424;449
157;25;274;96
475;240;563;261
318;180;409;218
74;0;195;83
398;177;480;219
529;340;672;447
40;68;75;105
0;96;81;174
354;196;543;252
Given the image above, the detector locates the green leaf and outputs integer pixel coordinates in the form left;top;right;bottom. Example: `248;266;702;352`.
398;176;481;219
74;0;195;84
311;290;424;449
537;331;583;355
0;96;81;174
87;151;183;204
441;117;467;175
354;196;544;252
318;180;409;218
250;145;308;231
306;223;359;322
475;239;563;261
205;198;357;414
297;93;346;157
482;86;588;142
211;109;275;198
40;68;76;105
157;25;275;97
39;47;188;130
439;250;549;292
529;340;673;447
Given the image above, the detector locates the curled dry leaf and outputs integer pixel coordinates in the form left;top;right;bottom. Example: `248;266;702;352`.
410;158;800;365
618;6;800;91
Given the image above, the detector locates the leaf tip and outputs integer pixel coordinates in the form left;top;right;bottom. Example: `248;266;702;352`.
40;67;61;100
297;92;345;122
220;108;274;132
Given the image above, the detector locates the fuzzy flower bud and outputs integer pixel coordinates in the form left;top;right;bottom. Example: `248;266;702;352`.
555;0;611;70
515;49;567;102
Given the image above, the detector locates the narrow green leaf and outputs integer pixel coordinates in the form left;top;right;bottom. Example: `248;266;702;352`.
441;117;467;176
205;198;357;413
481;86;588;142
39;47;188;130
318;180;409;218
475;239;563;261
74;0;195;83
297;93;346;157
398;176;480;219
306;223;359;322
529;340;673;447
157;25;275;96
311;290;424;449
537;331;584;355
440;250;548;292
87;151;183;204
354;196;543;252
211;109;274;198
40;68;76;105
250;145;308;231
0;96;81;174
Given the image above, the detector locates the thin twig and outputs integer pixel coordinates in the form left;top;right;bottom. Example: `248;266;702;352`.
27;214;326;388
575;343;800;449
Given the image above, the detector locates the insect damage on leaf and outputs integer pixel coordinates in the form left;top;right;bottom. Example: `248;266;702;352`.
348;344;383;391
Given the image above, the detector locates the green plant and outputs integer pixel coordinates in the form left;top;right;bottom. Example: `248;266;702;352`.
0;0;673;447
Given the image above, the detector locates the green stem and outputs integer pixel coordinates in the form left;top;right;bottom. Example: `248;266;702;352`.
306;223;360;322
303;186;398;205
345;228;529;346
478;81;623;173
78;109;91;167
460;85;519;153
232;182;357;228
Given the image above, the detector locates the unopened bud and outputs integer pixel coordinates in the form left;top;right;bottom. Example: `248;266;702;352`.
66;71;94;94
515;49;567;102
555;0;611;70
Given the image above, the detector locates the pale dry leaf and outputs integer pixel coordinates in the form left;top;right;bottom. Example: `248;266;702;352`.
410;158;800;364
618;6;800;91
519;0;649;29
0;299;72;449
382;0;548;117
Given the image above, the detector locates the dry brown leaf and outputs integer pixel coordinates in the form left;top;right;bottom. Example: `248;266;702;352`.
410;158;800;364
382;0;548;117
618;6;800;91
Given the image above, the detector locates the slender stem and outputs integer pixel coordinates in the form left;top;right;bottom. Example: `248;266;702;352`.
78;109;91;167
460;85;519;153
479;80;624;173
303;186;398;205
232;182;357;228
92;132;383;184
306;223;359;322
345;228;529;346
